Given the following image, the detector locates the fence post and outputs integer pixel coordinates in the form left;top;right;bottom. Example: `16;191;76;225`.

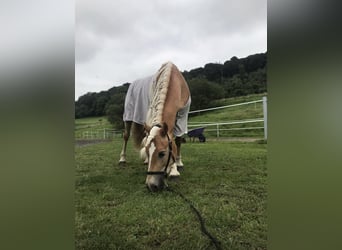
216;124;219;139
263;96;267;140
103;128;106;139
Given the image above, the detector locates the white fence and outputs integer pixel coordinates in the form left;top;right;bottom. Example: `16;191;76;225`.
78;129;119;140
188;99;264;114
76;96;268;140
188;96;267;139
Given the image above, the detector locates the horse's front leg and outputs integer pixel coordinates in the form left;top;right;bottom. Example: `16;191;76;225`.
119;121;132;165
167;137;180;179
175;136;184;171
140;136;149;165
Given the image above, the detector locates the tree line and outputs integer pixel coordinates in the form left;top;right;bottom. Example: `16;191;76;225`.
75;52;267;128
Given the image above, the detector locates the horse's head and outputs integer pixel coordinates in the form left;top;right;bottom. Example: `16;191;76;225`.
143;122;173;192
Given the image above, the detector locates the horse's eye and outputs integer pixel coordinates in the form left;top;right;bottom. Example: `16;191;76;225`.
158;151;166;158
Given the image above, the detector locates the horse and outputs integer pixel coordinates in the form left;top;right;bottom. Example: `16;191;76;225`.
119;62;191;192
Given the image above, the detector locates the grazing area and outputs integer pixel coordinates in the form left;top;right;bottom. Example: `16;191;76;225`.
75;138;267;249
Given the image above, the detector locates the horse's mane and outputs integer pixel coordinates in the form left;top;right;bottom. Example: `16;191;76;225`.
147;61;173;126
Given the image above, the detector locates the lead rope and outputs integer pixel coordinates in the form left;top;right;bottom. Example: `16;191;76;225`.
165;186;222;250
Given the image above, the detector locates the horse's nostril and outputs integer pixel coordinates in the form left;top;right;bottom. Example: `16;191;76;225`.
150;183;159;192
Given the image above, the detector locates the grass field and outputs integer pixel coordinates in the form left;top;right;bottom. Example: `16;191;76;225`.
75;116;112;130
75;137;267;249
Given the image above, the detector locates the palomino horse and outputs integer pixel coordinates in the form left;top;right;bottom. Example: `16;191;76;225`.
119;62;191;192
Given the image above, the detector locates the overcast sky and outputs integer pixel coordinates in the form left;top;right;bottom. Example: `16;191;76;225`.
75;0;267;100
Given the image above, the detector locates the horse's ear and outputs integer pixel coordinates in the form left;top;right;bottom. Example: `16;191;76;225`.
161;122;168;137
144;123;151;134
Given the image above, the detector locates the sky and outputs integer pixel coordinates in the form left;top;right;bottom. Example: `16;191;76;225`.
75;0;267;100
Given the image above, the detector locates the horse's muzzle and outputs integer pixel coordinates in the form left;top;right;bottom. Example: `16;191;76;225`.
146;175;165;192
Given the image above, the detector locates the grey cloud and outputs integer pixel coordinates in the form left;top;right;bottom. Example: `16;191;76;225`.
75;28;104;63
76;0;265;41
75;0;266;99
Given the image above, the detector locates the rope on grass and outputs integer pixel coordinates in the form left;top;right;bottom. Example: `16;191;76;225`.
166;186;222;250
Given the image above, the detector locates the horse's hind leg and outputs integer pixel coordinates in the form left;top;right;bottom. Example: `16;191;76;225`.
175;136;184;171
119;121;132;165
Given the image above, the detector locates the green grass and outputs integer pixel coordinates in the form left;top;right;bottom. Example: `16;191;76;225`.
75;116;113;131
75;138;267;249
210;93;266;107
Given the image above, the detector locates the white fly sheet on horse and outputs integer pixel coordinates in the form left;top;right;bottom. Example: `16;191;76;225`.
123;65;191;137
123;74;154;125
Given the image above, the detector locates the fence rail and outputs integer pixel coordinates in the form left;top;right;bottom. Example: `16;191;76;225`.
188;99;263;114
187;97;267;139
188;118;264;127
75;96;268;140
76;129;120;140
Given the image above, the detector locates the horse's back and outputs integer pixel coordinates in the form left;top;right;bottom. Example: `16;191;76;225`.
122;62;191;137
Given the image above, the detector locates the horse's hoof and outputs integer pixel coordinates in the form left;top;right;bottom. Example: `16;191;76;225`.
118;161;126;166
168;175;180;182
177;166;184;171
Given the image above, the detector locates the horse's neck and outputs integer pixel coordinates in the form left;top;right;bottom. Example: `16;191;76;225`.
148;62;173;126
